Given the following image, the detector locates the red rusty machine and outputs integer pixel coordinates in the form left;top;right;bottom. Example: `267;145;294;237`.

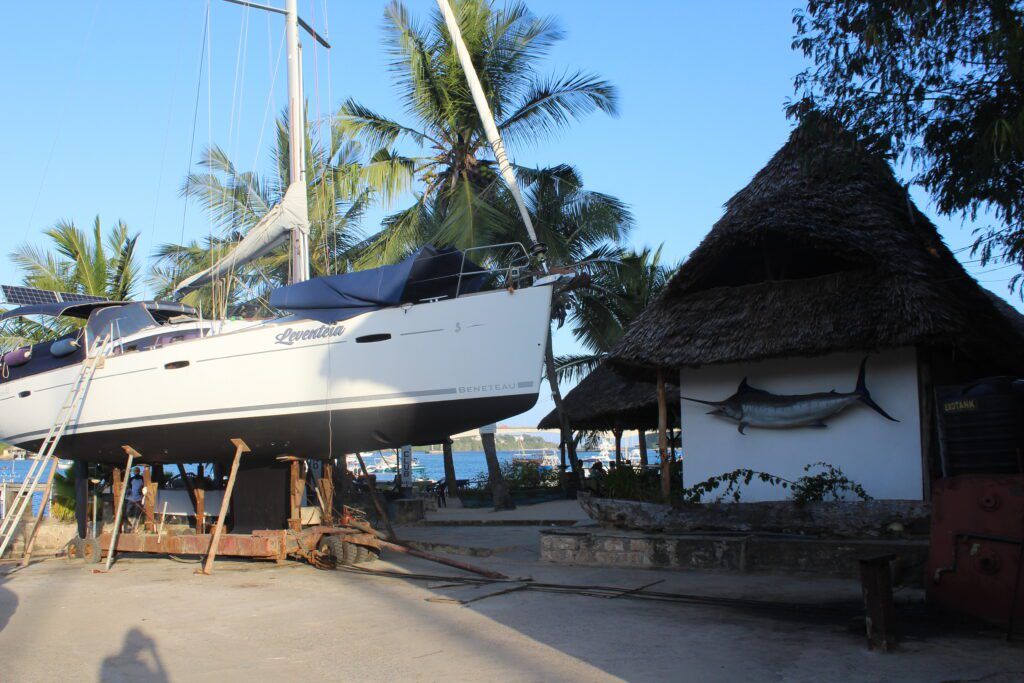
927;475;1024;633
928;378;1024;635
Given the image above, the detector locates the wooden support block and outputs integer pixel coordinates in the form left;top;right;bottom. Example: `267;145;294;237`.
199;438;250;575
859;554;897;652
195;488;205;535
289;460;302;531
112;466;123;526
320;462;335;526
142;466;156;532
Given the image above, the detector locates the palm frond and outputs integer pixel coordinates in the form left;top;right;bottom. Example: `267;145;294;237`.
500;71;619;145
553;352;605;384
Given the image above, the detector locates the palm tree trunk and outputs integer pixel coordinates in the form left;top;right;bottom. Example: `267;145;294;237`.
544;325;582;491
613;427;622;466
638;429;649;469
481;430;515;510
442;438;460;506
657;368;671;503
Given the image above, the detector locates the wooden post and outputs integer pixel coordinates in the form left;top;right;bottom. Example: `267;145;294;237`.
320;461;335;525
199;439;250;575
289;460;303;531
194;488;205;534
142;466;156;532
104;447;137;571
859;554;897;651
657;368;671;503
112;466;123;527
354;452;396;541
613;427;623;466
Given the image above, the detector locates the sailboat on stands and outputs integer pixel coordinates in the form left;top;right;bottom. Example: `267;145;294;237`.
0;0;555;465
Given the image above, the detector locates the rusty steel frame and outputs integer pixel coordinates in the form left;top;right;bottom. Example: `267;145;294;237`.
94;520;381;566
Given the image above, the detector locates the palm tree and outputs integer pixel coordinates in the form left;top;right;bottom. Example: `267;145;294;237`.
153;115;406;316
555;245;674;383
6;217;140;347
555;245;675;471
339;0;619;267
340;0;626;493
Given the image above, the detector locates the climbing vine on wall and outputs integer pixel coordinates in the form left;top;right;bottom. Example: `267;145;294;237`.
679;461;870;505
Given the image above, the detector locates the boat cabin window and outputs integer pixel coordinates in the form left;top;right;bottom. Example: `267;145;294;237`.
86;303;158;346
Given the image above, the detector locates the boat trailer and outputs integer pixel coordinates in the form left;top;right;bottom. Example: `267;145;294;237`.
63;438;383;573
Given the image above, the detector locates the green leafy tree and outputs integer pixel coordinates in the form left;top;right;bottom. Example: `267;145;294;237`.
340;0;627;492
555;245;674;383
790;0;1024;291
339;0;619;267
154;116;406;316
5;217;140;347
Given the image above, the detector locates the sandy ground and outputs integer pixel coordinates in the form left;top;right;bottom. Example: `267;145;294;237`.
1;513;1022;682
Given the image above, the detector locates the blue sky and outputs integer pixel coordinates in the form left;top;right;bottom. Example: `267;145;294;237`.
2;1;1021;429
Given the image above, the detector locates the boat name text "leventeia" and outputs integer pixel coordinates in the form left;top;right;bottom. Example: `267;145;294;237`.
275;325;346;346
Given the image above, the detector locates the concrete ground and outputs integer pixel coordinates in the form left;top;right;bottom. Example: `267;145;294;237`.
1;516;1022;682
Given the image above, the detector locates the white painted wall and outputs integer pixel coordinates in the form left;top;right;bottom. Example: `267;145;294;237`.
678;348;922;501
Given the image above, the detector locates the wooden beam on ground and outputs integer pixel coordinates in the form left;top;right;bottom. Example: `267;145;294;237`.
104;447;138;571
354;453;396;541
198;439;250;575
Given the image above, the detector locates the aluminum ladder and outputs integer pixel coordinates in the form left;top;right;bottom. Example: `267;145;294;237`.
0;335;110;558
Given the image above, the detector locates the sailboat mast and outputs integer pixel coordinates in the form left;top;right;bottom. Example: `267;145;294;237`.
285;0;310;284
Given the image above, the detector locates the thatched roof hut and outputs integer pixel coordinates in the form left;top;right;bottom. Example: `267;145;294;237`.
608;116;1024;375
537;362;679;431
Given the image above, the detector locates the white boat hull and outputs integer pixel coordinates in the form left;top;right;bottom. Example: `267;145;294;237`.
0;285;552;463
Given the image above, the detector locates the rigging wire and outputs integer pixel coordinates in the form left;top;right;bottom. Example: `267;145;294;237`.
177;1;212;290
147;10;192;300
24;0;102;243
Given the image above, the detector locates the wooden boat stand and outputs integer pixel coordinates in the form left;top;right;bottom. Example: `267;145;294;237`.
76;438;382;574
69;438;505;579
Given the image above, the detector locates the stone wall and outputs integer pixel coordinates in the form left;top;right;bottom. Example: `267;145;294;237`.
578;493;930;538
1;519;77;558
540;528;928;579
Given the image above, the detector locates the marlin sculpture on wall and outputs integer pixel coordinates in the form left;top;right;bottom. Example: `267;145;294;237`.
682;357;898;434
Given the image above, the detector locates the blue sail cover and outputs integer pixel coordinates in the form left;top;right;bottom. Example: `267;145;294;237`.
269;246;489;322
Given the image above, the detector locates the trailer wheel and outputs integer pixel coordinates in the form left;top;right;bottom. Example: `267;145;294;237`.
65;538;83;561
318;535;357;567
81;538;102;564
354;544;379;565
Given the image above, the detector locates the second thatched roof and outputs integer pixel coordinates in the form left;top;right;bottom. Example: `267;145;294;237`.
609;115;1024;373
537;362;680;431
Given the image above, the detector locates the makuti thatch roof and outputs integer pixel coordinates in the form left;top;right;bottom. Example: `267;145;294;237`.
537;362;680;431
609;116;1024;373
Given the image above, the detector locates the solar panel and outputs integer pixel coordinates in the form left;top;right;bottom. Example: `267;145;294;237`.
1;285;108;306
60;292;109;303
